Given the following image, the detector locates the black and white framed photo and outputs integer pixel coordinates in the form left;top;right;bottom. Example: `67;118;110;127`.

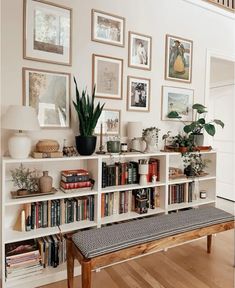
23;67;71;128
23;0;72;65
91;9;125;47
127;76;150;112
161;86;194;121
128;32;152;70
92;54;123;100
94;109;121;136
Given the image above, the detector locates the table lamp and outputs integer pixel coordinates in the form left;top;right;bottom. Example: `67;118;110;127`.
2;105;40;159
127;122;143;152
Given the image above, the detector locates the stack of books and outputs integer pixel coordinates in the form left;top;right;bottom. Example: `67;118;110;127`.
168;182;194;204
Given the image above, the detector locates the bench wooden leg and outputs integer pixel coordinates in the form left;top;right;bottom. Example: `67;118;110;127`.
82;259;92;288
207;235;212;254
67;239;75;288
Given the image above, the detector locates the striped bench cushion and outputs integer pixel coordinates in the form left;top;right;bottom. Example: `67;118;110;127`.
72;206;234;258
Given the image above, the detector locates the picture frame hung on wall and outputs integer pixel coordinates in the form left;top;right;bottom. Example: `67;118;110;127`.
23;67;71;128
161;86;194;121
165;34;193;83
23;0;72;65
94;109;121;136
127;76;151;112
92;54;123;100
128;32;152;70
91;9;125;47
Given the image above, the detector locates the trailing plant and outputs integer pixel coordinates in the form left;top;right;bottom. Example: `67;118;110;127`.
73;77;105;136
182;152;210;176
11;164;38;192
172;133;194;149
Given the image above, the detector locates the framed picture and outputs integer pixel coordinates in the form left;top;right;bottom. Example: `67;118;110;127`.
161;86;194;121
94;109;121;136
23;0;72;65
165;34;193;83
23;68;71;128
91;9;125;47
127;76;150;112
128;32;152;70
93;54;123;100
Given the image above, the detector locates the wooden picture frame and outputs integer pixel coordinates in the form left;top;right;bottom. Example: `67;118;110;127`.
161;86;194;121
94;109;121;136
91;9;125;47
23;67;71;128
92;54;123;100
128;31;152;70
127;76;151;112
23;0;72;65
165;34;193;83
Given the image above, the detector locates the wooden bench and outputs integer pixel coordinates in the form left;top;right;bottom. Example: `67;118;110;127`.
66;206;234;288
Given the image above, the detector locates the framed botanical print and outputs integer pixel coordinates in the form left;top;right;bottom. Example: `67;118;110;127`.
127;76;150;112
23;68;71;128
92;54;123;100
128;32;152;70
161;86;194;121
23;0;72;65
165;35;193;83
91;9;125;47
94;109;121;136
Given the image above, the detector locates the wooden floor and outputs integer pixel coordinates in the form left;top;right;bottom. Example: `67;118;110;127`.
40;229;234;288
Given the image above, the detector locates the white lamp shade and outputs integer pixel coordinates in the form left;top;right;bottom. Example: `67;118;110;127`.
127;122;143;139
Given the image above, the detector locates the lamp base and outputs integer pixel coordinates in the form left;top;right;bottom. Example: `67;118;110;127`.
8;133;31;159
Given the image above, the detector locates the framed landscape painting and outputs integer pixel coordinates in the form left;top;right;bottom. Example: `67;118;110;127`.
23;68;70;128
127;76;150;112
165;35;193;83
161;86;194;121
91;9;125;47
128;32;152;70
93;54;123;99
94;109;121;136
23;0;72;65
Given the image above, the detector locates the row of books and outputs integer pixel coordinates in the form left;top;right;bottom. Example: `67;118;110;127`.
22;196;95;231
168;182;194;205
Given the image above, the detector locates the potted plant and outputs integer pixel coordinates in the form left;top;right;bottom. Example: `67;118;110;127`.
142;127;160;153
171;133;194;153
182;152;210;177
73;77;105;155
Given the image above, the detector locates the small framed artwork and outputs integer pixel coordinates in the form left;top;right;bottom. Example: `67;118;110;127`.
23;68;71;128
128;32;152;70
127;76;150;112
91;9;125;47
94;109;121;136
92;54;123;100
161;86;194;121
23;0;72;65
165;34;193;83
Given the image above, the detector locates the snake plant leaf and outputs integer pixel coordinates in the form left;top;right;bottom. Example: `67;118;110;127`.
214;119;225;128
204;124;216;136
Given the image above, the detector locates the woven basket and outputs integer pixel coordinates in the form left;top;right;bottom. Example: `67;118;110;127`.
36;139;60;153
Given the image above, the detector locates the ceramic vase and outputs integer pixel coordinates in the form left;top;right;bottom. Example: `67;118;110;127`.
39;171;52;193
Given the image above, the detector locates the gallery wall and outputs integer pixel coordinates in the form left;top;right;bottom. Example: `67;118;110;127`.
1;0;235;155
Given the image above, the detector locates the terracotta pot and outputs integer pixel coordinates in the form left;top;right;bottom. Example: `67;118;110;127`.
179;147;188;153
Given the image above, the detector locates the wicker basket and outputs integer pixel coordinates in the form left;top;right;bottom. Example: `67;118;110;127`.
36;139;60;153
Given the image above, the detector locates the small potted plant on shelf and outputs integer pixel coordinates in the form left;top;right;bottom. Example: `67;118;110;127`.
182;152;210;177
73;77;105;155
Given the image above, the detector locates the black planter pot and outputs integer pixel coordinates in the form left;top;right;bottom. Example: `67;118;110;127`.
184;165;195;177
75;135;97;156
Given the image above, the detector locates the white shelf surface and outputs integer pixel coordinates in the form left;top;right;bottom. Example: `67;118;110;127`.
167;198;216;211
169;175;216;185
101;151;167;159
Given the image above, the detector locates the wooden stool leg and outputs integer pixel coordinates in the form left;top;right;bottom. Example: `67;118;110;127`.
67;239;75;288
207;235;212;253
82;260;92;288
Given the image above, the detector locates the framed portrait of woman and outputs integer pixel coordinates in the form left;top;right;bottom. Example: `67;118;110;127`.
165;35;193;83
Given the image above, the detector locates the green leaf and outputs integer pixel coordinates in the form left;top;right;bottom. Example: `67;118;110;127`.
204;124;216;136
167;111;182;119
183;124;193;134
192;103;206;110
214;119;225;128
197;118;205;125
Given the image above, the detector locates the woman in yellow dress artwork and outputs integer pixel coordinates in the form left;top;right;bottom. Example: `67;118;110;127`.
170;40;186;75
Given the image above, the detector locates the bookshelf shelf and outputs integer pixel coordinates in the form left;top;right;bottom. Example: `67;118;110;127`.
167;198;216;212
101;182;166;193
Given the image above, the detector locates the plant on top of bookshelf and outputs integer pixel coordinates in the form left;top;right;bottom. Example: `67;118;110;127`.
171;133;194;153
182;152;210;177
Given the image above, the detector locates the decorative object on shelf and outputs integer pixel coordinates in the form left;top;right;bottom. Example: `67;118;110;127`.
135;189;148;214
121;143;128;152
162;86;194;121
39;171;53;193
127;121;144;152
2;105;40;159
138;160;149;186
127;76;150;112
200;190;207;199
128;31;152;70
32;151;63;158
162;130;172;151
95;109;121;136
93;54;123;99
169;167;185;180
23;0;72;65
165;34;193;83
23;68;71;128
142;127;160;153
73;77;105;155
107;137;121;153
11;188;56;199
91;9;125;47
182;152;210;177
151;175;157;183
36;139;59;153
96;123;106;154
62;139;79;157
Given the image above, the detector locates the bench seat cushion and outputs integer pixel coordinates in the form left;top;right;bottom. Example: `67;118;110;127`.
72;206;234;258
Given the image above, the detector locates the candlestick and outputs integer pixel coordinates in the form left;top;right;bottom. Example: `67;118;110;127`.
96;122;106;154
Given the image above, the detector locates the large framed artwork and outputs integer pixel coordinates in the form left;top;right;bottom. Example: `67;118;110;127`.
165;35;193;83
92;54;123;100
161;86;194;121
23;0;72;65
94;109;121;136
91;9;125;47
128;32;152;70
127;76;150;112
23;68;71;128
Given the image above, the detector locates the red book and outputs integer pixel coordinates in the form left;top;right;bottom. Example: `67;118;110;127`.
60;180;91;189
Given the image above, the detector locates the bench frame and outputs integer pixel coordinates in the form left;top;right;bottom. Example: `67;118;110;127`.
66;221;234;288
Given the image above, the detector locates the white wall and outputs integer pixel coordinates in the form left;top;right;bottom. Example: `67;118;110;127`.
1;0;235;155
